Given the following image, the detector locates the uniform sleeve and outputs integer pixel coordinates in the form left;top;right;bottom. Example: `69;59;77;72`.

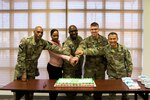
44;41;70;55
84;47;105;56
15;38;27;79
75;40;86;58
62;41;72;55
124;48;133;76
76;40;105;57
76;40;86;51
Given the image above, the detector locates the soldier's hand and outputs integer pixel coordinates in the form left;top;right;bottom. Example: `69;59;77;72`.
75;50;84;55
128;73;132;77
69;57;79;66
21;71;27;82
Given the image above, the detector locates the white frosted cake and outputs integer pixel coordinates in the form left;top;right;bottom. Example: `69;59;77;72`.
54;78;96;87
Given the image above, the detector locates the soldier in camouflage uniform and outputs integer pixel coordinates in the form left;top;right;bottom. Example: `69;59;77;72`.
76;22;108;100
62;25;83;100
14;26;69;100
76;32;133;100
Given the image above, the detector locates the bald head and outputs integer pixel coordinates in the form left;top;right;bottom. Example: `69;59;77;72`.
34;26;43;32
69;25;77;32
68;25;78;40
34;26;43;43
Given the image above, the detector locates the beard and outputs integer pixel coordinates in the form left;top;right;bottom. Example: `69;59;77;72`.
70;34;77;40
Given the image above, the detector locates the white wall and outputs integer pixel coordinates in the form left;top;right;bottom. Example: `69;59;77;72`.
143;0;150;76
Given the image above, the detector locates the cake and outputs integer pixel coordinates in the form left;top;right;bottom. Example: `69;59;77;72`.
54;78;96;87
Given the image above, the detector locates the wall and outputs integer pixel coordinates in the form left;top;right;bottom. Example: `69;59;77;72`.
143;0;150;76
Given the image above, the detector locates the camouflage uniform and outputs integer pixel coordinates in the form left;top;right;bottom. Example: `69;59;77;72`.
84;43;133;100
105;44;133;100
77;34;108;100
14;36;69;100
104;44;133;78
62;36;83;100
63;36;83;78
84;43;133;78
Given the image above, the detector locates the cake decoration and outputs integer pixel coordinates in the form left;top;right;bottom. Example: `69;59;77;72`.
54;78;96;87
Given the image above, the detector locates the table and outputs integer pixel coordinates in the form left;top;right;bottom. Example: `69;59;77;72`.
0;79;150;100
